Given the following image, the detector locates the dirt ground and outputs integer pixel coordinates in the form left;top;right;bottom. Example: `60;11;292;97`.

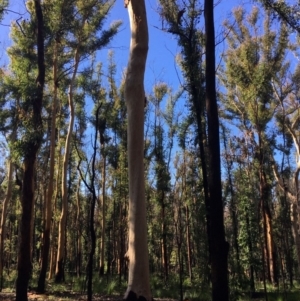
0;292;177;301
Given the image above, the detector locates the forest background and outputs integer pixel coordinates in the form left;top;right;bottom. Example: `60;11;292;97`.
0;0;300;301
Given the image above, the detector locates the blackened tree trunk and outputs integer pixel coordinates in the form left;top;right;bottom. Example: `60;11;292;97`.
16;1;45;300
204;0;229;300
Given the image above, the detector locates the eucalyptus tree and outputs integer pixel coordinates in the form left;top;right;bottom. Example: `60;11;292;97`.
172;139;206;295
149;83;171;281
37;0;76;292
0;70;19;291
271;62;300;278
221;127;241;283
75;98;102;301
159;0;229;298
257;0;300;34
53;0;121;282
158;0;208;209
108;85;129;278
204;0;229;298
3;0;46;299
74;59;111;298
234;159;261;292
221;7;290;285
123;0;151;300
98;52;118;276
146;83;182;281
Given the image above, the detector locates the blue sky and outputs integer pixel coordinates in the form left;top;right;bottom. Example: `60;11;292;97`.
1;0;297;185
0;0;253;170
0;0;246;89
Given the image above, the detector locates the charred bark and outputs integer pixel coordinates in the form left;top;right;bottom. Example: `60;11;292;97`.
16;1;45;300
204;0;229;300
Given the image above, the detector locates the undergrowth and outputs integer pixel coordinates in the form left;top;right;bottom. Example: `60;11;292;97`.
2;268;300;301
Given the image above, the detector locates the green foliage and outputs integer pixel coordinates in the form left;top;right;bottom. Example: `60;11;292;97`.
150;274;210;300
222;6;289;129
0;0;8;21
258;0;300;34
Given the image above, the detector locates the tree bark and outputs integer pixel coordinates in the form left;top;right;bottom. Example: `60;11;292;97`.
55;48;79;283
272;132;300;277
259;135;278;286
99;142;106;276
76;178;82;277
37;40;58;293
16;1;45;300
0;159;14;291
48;145;61;280
204;0;229;300
123;0;151;300
185;205;192;282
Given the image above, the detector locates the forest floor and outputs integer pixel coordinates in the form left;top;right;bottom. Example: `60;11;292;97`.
0;291;178;301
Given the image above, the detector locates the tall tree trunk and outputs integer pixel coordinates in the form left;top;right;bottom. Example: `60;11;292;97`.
161;202;168;282
222;127;241;276
185;205;192;282
99;142;106;276
245;212;255;293
123;0;151;300
55;48;79;283
272;157;300;278
0;159;14;291
16;1;45;300
292;163;300;275
37;41;59;293
204;0;229;300
76;178;82;277
259;134;278;286
49;145;61;280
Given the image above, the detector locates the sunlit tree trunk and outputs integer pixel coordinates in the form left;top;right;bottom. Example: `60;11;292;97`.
49;145;61;280
123;0;151;299
37;41;58;292
55;48;79;282
0;158;14;290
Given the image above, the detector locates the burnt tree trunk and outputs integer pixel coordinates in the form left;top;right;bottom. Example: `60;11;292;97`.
16;1;45;300
204;0;229;300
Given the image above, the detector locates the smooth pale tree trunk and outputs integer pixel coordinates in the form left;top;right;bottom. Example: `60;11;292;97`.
55;48;79;282
37;41;58;292
16;1;45;300
49;146;61;280
0;159;14;290
123;0;151;300
288;125;300;275
204;0;229;300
